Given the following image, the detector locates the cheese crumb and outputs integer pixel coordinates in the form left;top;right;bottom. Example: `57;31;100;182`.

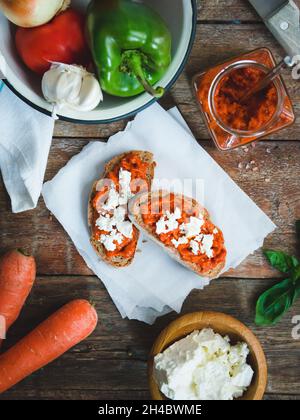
190;240;200;255
200;234;214;259
95;168;134;251
102;186;119;211
119;168;134;205
156;208;182;235
100;230;123;252
180;217;204;238
172;237;189;248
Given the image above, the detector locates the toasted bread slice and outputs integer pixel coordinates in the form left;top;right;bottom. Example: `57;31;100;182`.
128;191;226;278
88;151;155;268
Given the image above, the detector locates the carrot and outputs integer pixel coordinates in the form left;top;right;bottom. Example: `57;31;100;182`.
0;299;98;394
0;249;36;340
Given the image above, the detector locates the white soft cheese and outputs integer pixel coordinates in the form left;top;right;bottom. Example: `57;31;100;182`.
102;186;120;211
156;208;182;235
190;240;200;255
95;169;134;251
119;168;134;205
100;230;123;252
153;328;254;401
172;237;189;248
199;234;214;259
180;216;204;238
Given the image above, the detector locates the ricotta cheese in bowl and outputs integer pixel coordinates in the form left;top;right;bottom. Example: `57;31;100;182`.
153;328;254;400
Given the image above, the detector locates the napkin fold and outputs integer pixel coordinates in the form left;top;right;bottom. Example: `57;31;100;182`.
0;83;54;213
42;104;276;324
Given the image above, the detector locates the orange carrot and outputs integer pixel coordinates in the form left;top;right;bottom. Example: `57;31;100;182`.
0;249;36;340
0;299;98;394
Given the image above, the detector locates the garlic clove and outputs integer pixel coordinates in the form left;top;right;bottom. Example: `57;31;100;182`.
73;74;103;112
55;71;82;104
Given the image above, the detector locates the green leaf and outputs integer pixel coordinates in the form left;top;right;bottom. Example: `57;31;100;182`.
255;278;296;326
291;267;300;305
264;250;299;273
291;265;300;282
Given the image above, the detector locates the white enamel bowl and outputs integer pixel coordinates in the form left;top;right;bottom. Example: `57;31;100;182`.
0;0;197;124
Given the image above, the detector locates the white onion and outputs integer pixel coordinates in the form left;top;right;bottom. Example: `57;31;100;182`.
0;0;70;28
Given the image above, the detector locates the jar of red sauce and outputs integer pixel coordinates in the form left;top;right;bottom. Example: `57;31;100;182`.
193;48;295;151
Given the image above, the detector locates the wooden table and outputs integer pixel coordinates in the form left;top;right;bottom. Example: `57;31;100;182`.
0;0;300;400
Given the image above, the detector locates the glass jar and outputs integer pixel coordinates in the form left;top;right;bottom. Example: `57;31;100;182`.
193;48;295;151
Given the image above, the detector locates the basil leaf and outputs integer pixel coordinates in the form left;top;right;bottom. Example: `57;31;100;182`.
255;278;296;326
291;267;300;305
264;250;299;273
291;265;300;282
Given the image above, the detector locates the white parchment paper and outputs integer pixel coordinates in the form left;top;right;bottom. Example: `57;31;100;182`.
42;104;276;324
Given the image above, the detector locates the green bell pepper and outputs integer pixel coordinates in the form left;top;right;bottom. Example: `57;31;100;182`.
87;0;172;98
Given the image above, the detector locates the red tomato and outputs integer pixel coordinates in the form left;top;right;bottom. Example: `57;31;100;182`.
15;9;89;75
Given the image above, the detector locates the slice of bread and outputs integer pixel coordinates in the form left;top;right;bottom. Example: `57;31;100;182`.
128;190;226;278
88;151;155;268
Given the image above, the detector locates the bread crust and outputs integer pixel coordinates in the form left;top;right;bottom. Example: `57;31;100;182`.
88;151;155;268
128;191;226;279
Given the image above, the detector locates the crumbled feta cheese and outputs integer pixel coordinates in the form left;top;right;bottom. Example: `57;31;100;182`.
154;328;254;401
187;234;214;258
95;168;134;251
95;214;114;232
172;237;189;248
190;240;200;255
113;206;126;222
194;234;204;243
100;230;123;252
200;234;214;259
119;168;134;205
156;208;182;235
116;220;133;239
102;186;120;211
180;216;204;238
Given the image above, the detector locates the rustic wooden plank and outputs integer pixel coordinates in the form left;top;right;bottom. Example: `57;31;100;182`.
53;23;300;140
0;276;299;399
198;0;259;22
0;139;299;278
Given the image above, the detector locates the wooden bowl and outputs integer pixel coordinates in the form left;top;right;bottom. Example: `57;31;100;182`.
149;312;268;400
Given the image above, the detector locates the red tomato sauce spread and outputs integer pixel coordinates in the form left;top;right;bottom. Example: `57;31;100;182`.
214;67;278;132
195;48;295;150
92;152;150;259
141;194;227;273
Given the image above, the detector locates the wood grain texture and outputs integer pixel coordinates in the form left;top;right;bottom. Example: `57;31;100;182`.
0;139;299;278
1;0;300;400
0;276;299;400
54;23;300;140
198;0;260;21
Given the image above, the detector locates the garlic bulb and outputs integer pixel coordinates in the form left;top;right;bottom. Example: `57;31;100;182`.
42;63;103;113
0;0;70;28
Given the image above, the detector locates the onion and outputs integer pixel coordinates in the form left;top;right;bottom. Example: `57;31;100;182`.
0;0;71;28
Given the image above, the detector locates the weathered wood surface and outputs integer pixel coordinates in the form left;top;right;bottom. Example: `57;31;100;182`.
54;23;300;140
1;140;299;278
0;0;300;401
198;0;259;21
0;277;299;400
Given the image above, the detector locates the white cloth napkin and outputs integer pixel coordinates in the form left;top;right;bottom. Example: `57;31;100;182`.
42;104;276;324
0;83;54;213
